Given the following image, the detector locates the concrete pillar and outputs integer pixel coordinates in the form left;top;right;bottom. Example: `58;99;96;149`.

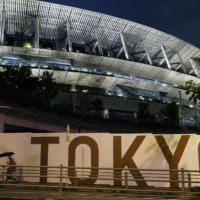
116;47;124;58
108;50;114;57
0;10;6;45
144;42;153;65
103;109;109;119
85;46;90;54
0;113;5;133
189;58;199;76
161;45;171;69
92;41;98;54
104;88;109;95
71;84;76;92
33;16;40;48
95;26;103;56
120;32;129;60
67;20;72;52
176;52;186;73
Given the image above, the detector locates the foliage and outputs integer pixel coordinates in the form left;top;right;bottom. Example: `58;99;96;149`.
191;186;200;196
160;102;181;126
62;47;67;52
75;92;93;114
64;92;74;111
91;97;104;112
13;41;19;47
0;67;58;108
54;92;74;115
185;80;200;104
36;71;57;103
137;102;150;124
0;67;37;96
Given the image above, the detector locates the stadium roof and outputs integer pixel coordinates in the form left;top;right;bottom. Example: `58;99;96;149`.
1;0;200;103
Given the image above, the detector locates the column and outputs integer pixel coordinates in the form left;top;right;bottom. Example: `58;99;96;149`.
91;41;98;54
71;84;76;92
189;58;199;76
67;20;72;52
33;16;40;48
103;109;109;119
104;88;109;95
120;32;129;60
116;47;124;58
95;26;103;56
144;42;153;65
161;45;171;69
0;113;5;133
0;9;6;45
176;52;186;73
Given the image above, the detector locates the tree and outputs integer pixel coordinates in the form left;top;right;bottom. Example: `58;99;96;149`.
33;71;58;107
91;97;104;112
0;67;58;109
61;92;74;113
75;92;92;115
137;102;150;124
185;80;200;104
0;67;38;105
160;102;181;126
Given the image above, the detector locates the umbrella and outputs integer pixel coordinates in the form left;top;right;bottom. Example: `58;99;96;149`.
0;152;15;158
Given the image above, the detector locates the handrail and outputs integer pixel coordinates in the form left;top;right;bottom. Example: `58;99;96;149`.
1;164;200;200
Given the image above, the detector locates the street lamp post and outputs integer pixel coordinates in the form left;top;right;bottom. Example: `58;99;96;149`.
194;103;197;132
178;91;183;129
66;124;70;187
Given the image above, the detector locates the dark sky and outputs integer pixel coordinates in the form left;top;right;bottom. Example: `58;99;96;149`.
43;0;200;49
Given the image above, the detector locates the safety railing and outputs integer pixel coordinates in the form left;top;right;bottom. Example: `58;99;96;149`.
0;165;200;200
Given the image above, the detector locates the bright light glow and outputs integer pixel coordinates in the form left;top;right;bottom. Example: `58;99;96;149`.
189;104;194;108
23;41;32;48
138;96;145;100
82;89;88;93
117;93;123;97
107;71;112;75
82;68;88;72
71;89;77;92
31;63;37;67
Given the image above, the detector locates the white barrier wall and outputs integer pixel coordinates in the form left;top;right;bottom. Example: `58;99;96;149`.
0;133;199;187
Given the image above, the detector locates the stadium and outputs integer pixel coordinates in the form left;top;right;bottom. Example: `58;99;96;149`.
0;0;200;131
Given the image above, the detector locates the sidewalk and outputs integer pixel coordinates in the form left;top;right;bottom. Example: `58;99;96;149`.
0;187;198;200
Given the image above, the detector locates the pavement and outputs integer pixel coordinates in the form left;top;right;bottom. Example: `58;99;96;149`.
0;188;199;200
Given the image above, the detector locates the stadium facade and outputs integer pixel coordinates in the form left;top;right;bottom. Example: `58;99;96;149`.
0;0;200;120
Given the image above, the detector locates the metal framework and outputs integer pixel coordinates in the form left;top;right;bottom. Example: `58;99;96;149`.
0;0;199;74
1;0;200;110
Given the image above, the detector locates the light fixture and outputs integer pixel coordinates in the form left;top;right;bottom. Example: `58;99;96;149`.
117;93;123;97
189;104;194;108
23;41;32;48
106;71;112;75
71;89;77;92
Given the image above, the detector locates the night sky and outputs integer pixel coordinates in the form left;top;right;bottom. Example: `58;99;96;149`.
43;0;200;49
